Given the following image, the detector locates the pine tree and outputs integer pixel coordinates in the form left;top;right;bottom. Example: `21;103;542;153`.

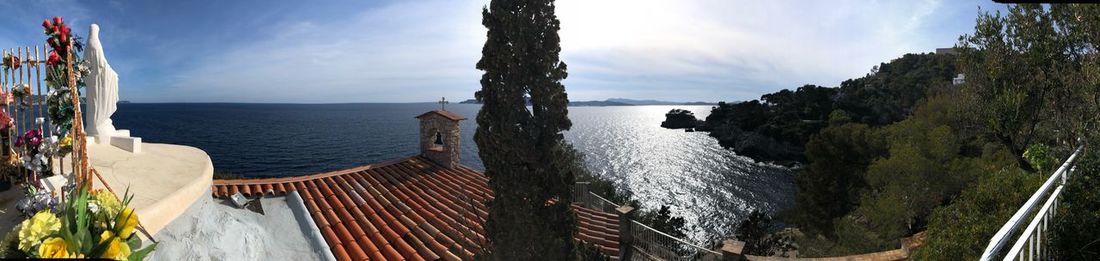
474;0;577;260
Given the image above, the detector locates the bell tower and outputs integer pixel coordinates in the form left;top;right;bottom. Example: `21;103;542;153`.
415;104;465;169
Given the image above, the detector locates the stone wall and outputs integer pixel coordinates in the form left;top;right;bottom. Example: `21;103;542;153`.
419;113;461;169
721;232;926;261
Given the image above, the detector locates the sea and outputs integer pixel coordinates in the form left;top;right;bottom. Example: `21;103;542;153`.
111;103;796;244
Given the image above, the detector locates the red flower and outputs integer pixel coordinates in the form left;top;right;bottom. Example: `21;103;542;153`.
52;25;60;35
41;19;51;29
0;110;11;131
7;56;19;70
46;51;59;66
60;25;70;35
59;33;67;44
53;16;62;25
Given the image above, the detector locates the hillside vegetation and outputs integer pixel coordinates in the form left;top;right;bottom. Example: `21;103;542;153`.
701;4;1100;259
786;4;1100;259
701;53;956;164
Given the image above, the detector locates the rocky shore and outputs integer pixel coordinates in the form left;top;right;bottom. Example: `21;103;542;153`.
661;108;803;166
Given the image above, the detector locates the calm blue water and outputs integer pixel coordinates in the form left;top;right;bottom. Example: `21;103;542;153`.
111;103;795;243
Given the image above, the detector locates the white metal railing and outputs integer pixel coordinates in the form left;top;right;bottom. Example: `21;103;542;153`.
981;145;1085;261
573;182;622;213
631;220;721;261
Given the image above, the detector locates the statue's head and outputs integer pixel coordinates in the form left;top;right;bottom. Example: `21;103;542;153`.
90;24;99;38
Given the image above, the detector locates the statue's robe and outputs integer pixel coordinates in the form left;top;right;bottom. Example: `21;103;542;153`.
85;24;119;136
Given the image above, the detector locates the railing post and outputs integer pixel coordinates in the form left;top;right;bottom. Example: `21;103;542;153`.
574;182;589;206
721;240;746;261
617;205;635;260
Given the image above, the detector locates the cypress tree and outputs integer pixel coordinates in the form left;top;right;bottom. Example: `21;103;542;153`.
474;0;576;259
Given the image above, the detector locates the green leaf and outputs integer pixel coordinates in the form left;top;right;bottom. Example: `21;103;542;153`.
126;236;141;251
88;233;116;257
128;243;157;261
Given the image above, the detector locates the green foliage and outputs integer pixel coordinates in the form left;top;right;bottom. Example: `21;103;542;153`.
475;0;577;259
913;160;1039;260
827;110;851;126
791;122;885;235
735;210;793;256
703;85;834;163
1046;5;1100;258
957;4;1100;172
835;53;956;125
794;89;1004;257
913;6;1100;258
0;228;25;258
573;242;610;261
661;109;701;129
703;53;956;164
637;206;687;239
1051;143;1100;260
816;88;992;253
1023;143;1056;174
790;3;1100;258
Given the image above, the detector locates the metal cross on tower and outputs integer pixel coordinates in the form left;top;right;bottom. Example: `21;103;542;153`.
439;97;448;111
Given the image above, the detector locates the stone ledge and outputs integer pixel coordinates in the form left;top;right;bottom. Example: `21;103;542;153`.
89;129;142;153
85;142;213;236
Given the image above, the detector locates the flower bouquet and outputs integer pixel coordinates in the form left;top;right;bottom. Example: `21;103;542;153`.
0;15;157;260
42;16;86;139
12;128;64;175
9;84;32;108
1;184;157;259
2;53;20;71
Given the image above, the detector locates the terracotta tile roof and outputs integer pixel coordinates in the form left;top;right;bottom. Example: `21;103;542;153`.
415;110;467;121
212;156;620;260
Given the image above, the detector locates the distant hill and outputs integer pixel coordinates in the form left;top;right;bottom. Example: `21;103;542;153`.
457;98;716;106
570;100;632;106
606;98;717;106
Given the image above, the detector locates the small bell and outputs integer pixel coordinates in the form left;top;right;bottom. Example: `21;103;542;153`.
433;132;444;145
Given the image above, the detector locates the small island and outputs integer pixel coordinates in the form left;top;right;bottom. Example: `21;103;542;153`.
659;109;704;130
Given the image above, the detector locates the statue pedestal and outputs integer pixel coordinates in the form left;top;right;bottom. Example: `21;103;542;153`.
40;174;70;195
88;130;142;154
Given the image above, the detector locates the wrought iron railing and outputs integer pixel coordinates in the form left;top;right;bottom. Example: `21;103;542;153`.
631;220;721;261
981;144;1085;261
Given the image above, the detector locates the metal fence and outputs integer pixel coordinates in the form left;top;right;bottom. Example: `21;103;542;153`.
1;46;59;181
574;182;722;260
573;181;622;213
631;220;721;261
981;144;1085;261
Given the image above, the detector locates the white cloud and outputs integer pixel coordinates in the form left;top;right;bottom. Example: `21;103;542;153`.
153;0;489;103
149;0;981;103
555;0;954;101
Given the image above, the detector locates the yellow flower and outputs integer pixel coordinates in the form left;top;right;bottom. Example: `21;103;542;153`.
58;134;72;148
98;231;130;260
37;237;73;258
92;189;122;217
115;207;139;239
17;211;61;252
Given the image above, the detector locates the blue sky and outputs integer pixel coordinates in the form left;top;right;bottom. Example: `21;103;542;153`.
0;0;1006;103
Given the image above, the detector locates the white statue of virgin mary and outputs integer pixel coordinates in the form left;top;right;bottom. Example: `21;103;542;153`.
84;24;119;137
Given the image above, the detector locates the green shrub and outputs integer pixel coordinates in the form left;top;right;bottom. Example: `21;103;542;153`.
1050;146;1100;260
913;166;1041;260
